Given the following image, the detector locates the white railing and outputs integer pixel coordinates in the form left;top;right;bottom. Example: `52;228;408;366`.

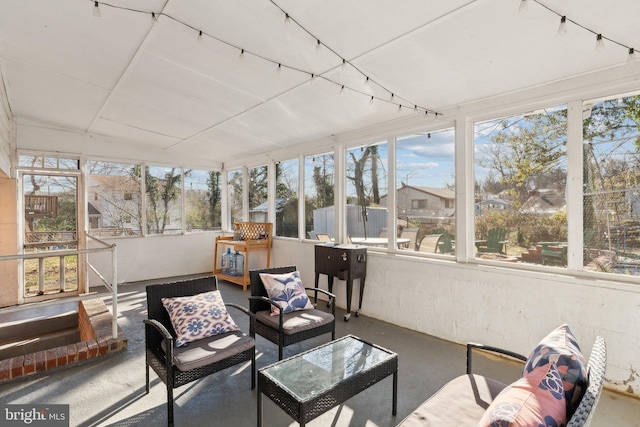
0;234;118;339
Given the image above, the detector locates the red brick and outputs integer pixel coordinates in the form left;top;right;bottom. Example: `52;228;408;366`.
10;356;24;379
56;346;68;367
46;349;58;370
77;341;88;361
35;351;46;372
67;344;77;364
0;359;11;381
87;340;99;358
23;353;36;375
97;337;108;355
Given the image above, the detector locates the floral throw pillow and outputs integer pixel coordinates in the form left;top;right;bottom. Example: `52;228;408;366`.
478;362;567;427
259;271;314;316
161;290;239;347
523;324;587;418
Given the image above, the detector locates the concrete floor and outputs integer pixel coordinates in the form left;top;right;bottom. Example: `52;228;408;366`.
1;276;639;427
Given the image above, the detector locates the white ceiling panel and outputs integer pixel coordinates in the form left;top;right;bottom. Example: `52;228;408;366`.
1;0;639;165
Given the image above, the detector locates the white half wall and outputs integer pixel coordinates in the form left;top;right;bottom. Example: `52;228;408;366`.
271;238;640;398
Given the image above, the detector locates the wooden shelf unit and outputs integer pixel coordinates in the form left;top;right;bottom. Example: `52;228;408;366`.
214;222;272;290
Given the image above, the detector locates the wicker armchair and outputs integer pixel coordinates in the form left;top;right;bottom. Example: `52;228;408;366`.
249;266;336;360
144;276;256;426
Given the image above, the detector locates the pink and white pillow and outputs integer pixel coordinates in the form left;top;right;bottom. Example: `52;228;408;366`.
162;290;239;347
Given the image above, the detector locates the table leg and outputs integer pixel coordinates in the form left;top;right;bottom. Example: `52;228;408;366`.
257;389;262;427
393;370;398;416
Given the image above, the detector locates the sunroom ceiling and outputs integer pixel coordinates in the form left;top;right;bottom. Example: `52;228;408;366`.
1;0;639;164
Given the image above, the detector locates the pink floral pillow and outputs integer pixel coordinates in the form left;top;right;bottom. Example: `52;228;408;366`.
478;362;567;427
162;290;239;347
259;271;314;316
524;324;587;417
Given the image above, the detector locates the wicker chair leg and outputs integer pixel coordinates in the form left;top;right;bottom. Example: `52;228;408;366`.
167;384;174;427
251;353;256;389
278;344;283;360
145;363;149;394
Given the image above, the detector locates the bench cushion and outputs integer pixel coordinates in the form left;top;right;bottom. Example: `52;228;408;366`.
256;309;333;335
396;374;507;427
162;330;255;371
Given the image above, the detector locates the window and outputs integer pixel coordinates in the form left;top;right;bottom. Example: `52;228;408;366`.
345;142;388;245
412;200;428;209
248;165;268;222
276;159;299;238
185;169;221;232
474;106;567;263
304;153;334;240
87;161;142;236
145;165;183;235
19;155;79;170
583;93;640;276
395;129;456;254
227;168;243;226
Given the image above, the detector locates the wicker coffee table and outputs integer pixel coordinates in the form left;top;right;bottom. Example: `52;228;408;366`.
257;334;398;427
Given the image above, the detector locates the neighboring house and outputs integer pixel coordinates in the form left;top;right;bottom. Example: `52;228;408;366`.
380;184;455;221
475;198;512;216
86;174;143;232
520;189;565;216
626;185;640;220
248;198;287;223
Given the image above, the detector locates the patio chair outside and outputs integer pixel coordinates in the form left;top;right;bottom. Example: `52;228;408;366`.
315;233;331;242
400;228;419;250
249;266;336;360
433;228;454;254
144;276;256;426
475;227;507;254
418;234;443;253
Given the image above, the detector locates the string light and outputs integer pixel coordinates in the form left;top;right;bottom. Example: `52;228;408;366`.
83;0;440;117
557;16;567;36
93;1;101;17
518;0;528;13
397;104;402;113
369;96;374;106
595;34;604;52
526;0;635;64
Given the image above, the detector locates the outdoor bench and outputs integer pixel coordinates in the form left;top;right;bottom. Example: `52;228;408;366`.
396;325;606;427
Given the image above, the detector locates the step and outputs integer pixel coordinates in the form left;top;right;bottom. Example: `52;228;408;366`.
0;326;81;360
0;302;78;342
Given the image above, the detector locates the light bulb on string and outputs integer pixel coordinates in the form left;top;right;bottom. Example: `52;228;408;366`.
595;34;604;51
310;73;316;84
413;105;418;114
397;104;402;113
390;93;395;102
518;0;528;13
315;39;322;51
364;76;370;88
369;96;374;106
93;1;101;17
424;111;429;120
238;48;245;61
197;30;203;43
628;48;637;64
151;12;158;24
339;85;345;95
557;16;567;36
341;59;347;71
277;63;282;74
284;13;290;25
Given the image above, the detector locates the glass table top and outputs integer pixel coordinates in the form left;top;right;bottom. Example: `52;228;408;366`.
260;335;394;401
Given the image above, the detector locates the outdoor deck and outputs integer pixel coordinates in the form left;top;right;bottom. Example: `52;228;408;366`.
0;276;638;426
